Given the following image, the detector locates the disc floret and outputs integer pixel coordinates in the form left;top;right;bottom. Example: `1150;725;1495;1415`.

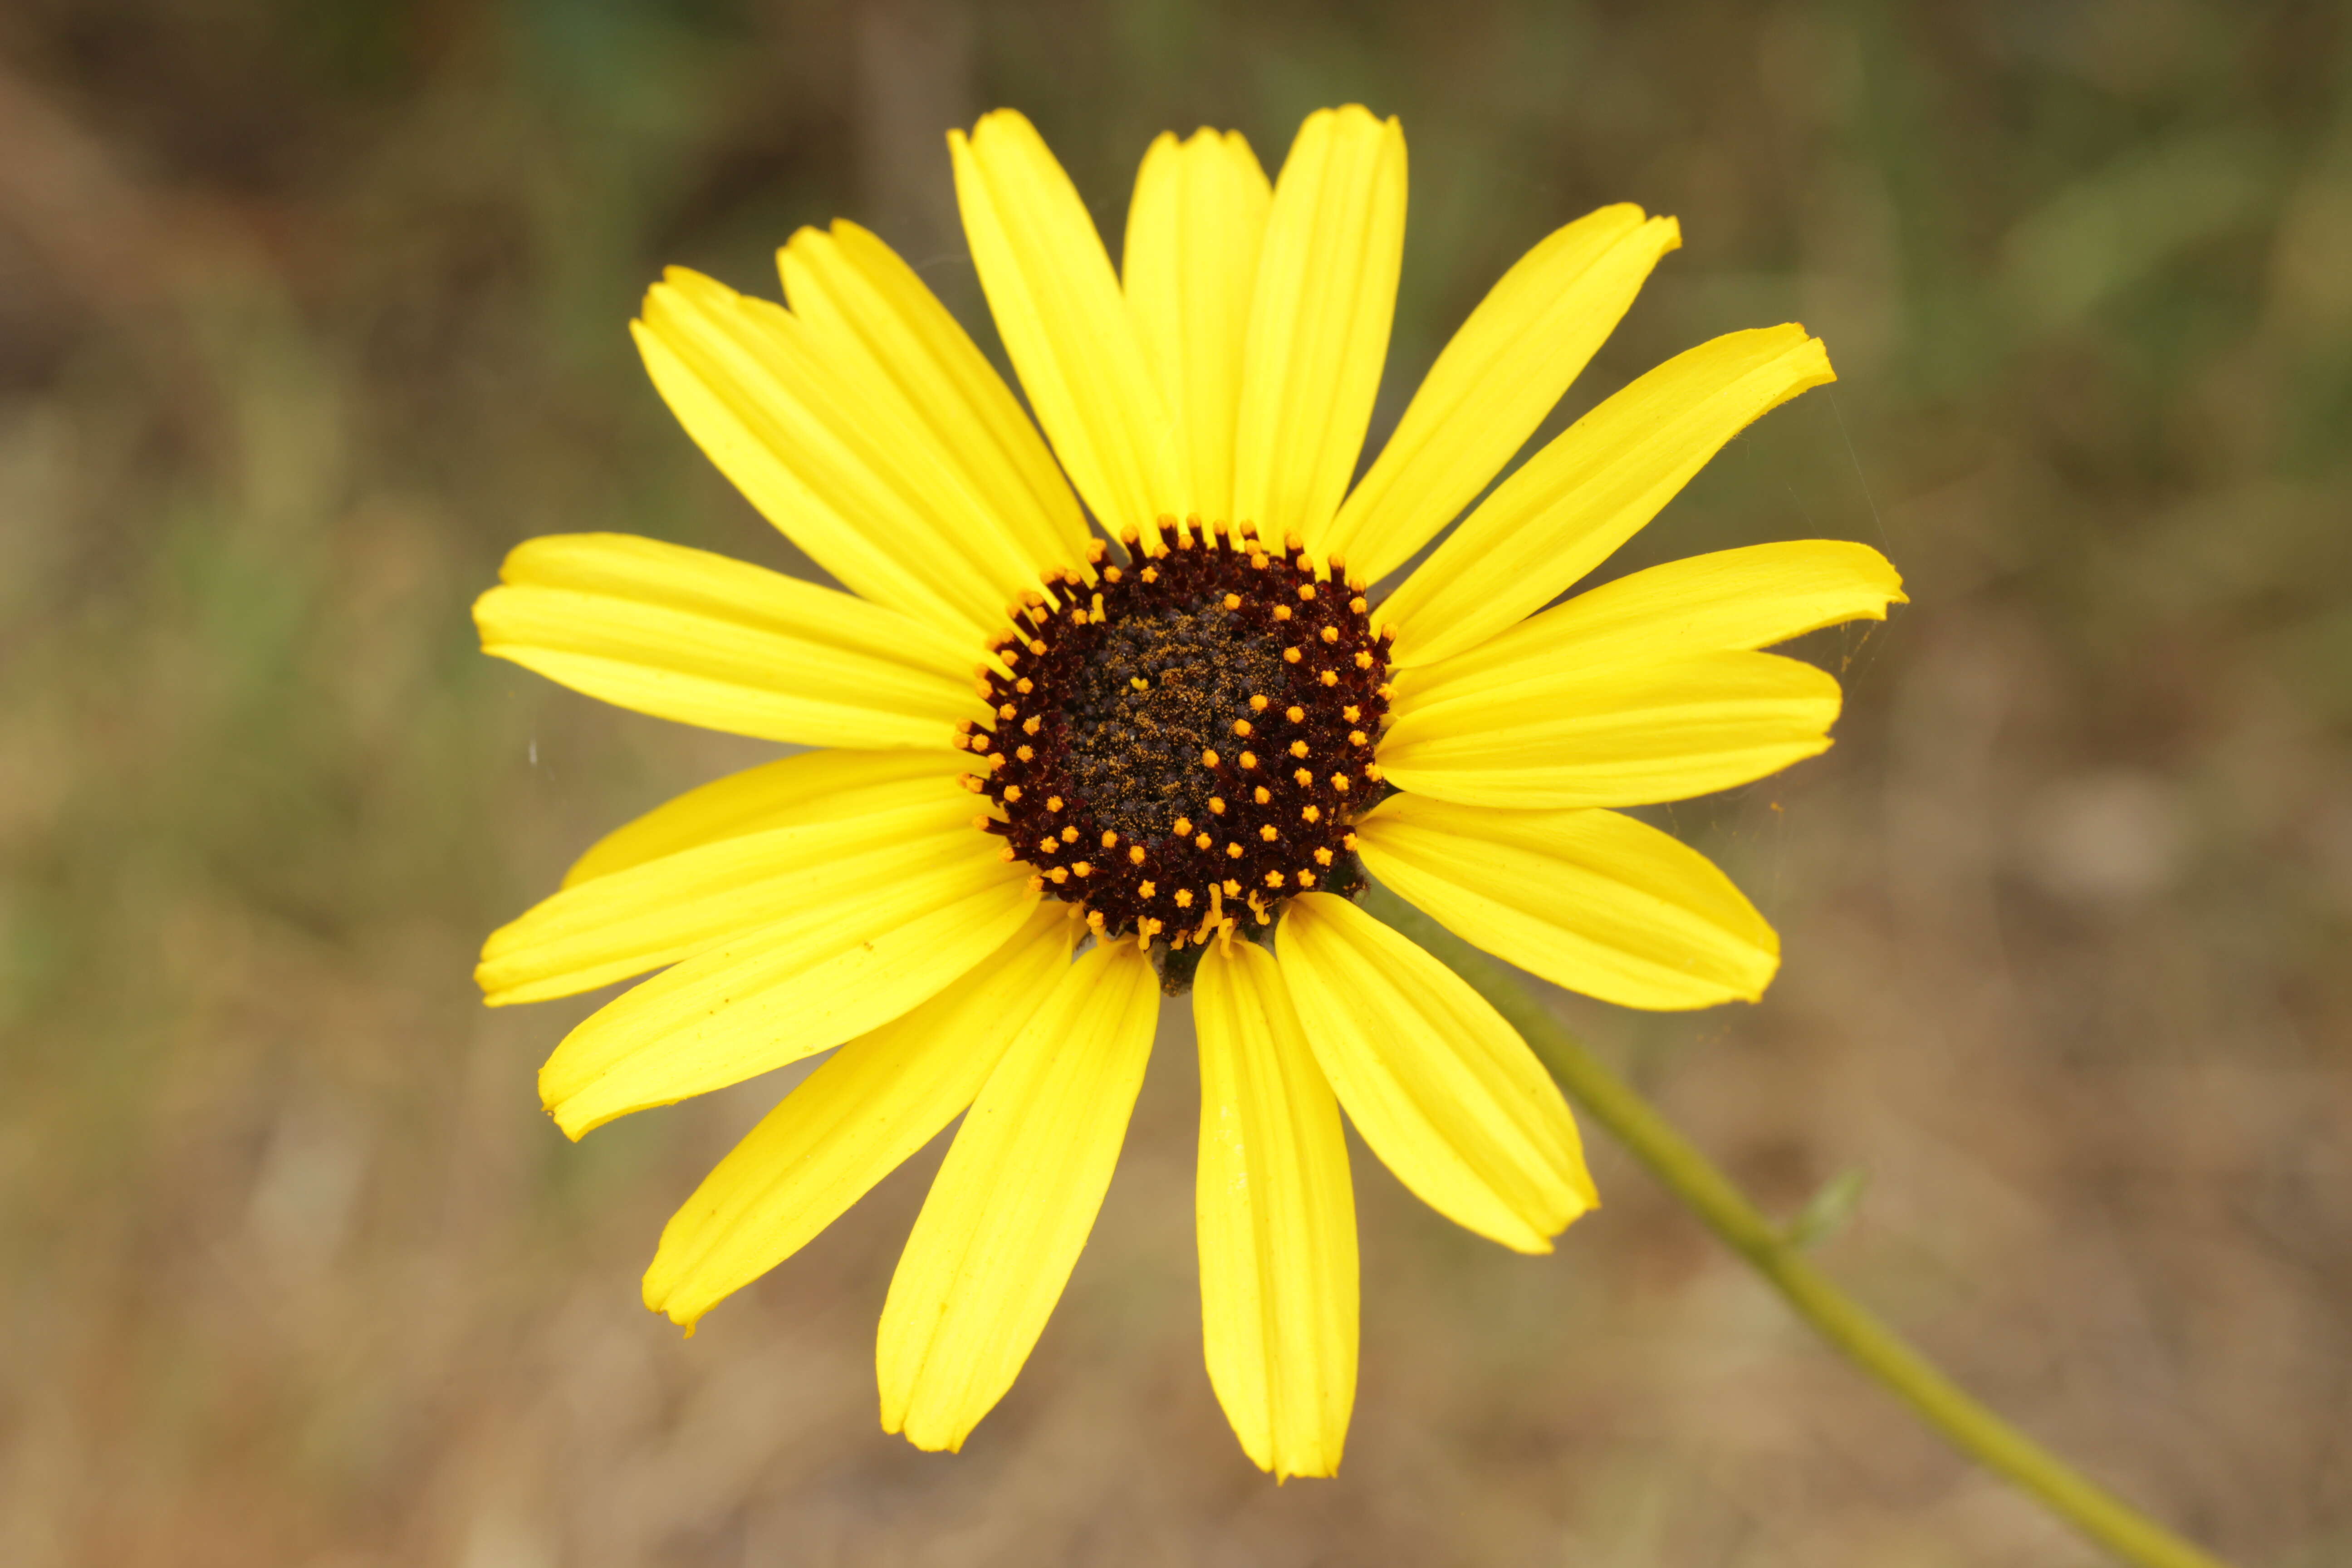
958;515;1392;990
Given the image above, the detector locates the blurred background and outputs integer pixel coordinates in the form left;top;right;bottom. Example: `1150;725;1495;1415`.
2;0;2348;1563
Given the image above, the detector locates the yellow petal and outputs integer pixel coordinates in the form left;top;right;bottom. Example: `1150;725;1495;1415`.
1357;794;1779;1011
877;940;1160;1451
537;852;1036;1138
1124;127;1273;523
779;220;1090;585
1381;648;1842;809
479;768;976;1004
633;270;1039;636
1324;206;1682;584
1382;325;1837;667
474;533;979;748
1397;539;1904;714
951;110;1180;532
642;903;1078;1332
1276;894;1593;1253
1192;938;1357;1479
561;749;956;888
1233;106;1407;554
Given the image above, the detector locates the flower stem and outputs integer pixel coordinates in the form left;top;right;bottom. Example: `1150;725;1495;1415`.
1364;888;2231;1568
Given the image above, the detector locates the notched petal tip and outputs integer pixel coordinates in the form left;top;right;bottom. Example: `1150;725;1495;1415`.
882;1380;980;1452
641;1275;702;1336
1291;102;1406;157
1592;202;1680;255
1785;328;1838;392
474;915;534;1004
532;1089;596;1144
539;1067;593;1139
964;106;1046;153
543;1084;632;1142
470;582;509;641
1267;1451;1344;1483
1862;546;1911;609
639;266;726;323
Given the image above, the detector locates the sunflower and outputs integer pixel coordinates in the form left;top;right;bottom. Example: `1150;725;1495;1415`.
474;104;1902;1477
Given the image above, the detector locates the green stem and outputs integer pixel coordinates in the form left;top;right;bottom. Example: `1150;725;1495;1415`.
1364;888;2232;1568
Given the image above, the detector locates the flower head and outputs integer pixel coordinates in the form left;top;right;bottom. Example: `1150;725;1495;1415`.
475;105;1902;1477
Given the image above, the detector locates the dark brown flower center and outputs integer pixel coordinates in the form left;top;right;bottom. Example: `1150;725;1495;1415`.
959;517;1392;992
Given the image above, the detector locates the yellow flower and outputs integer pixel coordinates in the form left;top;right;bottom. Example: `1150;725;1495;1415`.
474;105;1902;1477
